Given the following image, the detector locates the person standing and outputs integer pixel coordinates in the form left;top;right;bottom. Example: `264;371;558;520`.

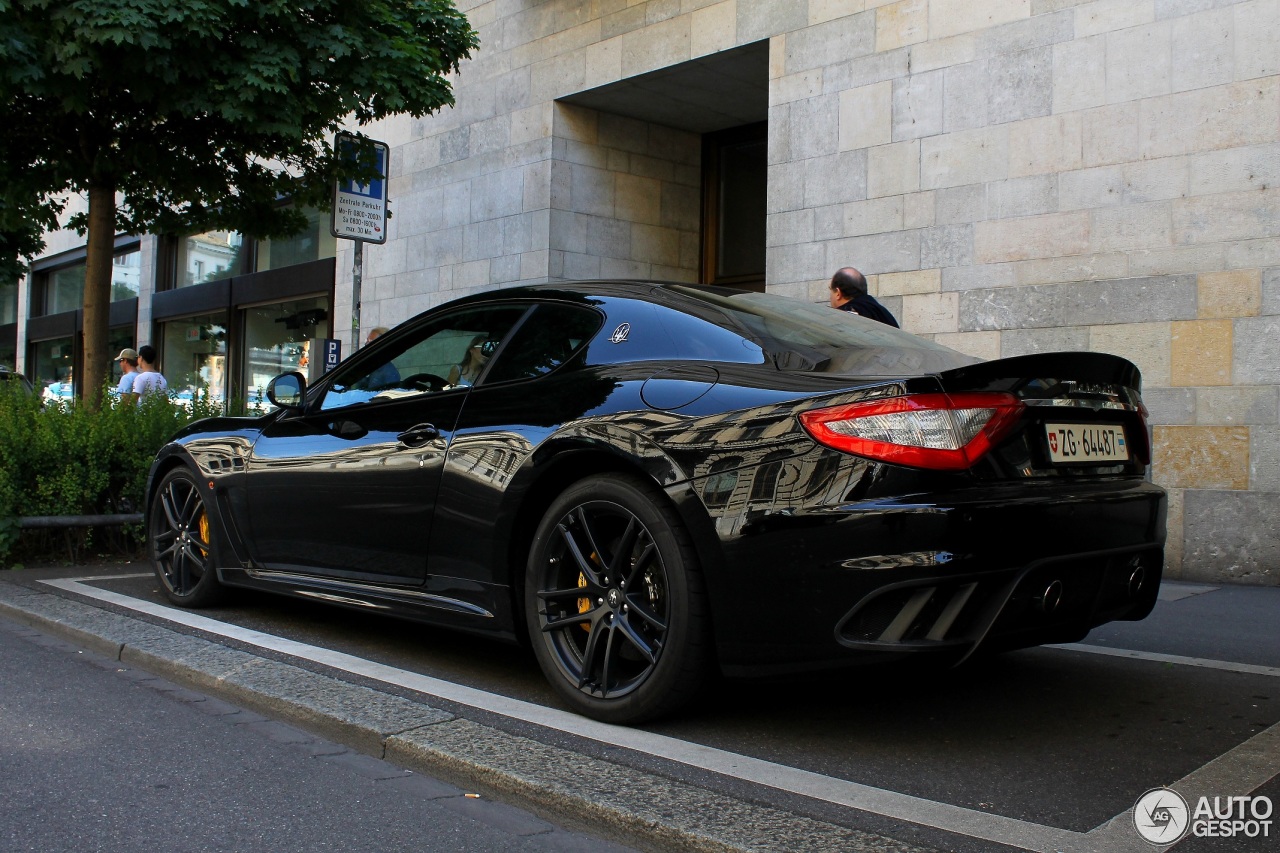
828;267;899;327
132;344;169;402
114;347;140;404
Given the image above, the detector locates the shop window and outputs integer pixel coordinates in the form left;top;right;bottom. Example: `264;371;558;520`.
702;122;766;290
175;230;250;287
29;337;75;402
243;296;330;408
171;208;336;290
160;313;228;407
0;340;15;372
1;278;17;325
257;208;337;271
33;245;141;316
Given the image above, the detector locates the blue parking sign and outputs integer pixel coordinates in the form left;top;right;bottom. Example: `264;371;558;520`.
331;133;389;243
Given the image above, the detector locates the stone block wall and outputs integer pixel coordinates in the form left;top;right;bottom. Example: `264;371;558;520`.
549;105;701;283
336;0;1279;583
762;0;1280;584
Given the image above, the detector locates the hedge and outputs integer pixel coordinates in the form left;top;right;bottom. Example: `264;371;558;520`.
0;382;222;566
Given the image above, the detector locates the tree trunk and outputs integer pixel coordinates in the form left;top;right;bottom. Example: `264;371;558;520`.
80;183;116;411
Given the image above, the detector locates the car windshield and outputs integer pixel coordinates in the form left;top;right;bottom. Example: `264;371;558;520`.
663;285;976;375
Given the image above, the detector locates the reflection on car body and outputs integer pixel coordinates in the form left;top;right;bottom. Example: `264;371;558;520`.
145;282;1166;723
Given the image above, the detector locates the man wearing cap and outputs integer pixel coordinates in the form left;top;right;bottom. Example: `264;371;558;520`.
115;348;139;404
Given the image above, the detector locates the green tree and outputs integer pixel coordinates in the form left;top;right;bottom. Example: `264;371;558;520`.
0;0;477;407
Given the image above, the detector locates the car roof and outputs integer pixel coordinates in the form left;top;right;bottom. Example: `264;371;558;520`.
0;368;35;389
437;280;739;308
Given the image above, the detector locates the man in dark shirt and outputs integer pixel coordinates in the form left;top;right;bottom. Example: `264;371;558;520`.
828;267;899;327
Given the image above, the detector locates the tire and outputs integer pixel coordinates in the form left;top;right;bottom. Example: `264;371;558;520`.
525;474;711;723
149;467;226;607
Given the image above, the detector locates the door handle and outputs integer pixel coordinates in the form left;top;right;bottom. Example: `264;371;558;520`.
397;423;440;447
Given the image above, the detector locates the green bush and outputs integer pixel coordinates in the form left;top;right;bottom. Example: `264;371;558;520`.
0;383;223;566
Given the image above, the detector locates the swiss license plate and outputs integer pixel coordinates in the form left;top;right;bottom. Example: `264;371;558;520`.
1045;422;1129;464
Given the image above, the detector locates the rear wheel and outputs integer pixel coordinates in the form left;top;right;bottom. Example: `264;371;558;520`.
525;474;711;723
149;468;225;607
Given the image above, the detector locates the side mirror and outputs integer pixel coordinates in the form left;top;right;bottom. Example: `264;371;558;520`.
266;371;307;410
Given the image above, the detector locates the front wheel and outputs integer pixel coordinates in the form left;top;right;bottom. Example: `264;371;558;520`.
149;467;225;607
525;474;711;723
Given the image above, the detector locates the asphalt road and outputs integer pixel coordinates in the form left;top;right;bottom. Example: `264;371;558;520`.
3;564;1277;852
0;615;634;853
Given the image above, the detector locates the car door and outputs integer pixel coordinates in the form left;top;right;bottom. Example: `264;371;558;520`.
426;302;609;585
242;304;531;583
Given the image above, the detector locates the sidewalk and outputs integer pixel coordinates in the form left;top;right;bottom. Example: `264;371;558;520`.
0;569;930;853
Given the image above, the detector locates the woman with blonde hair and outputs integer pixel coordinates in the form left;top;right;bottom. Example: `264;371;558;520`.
447;335;492;387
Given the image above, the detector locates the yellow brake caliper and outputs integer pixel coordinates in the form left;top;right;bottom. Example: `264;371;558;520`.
196;509;210;559
577;551;601;630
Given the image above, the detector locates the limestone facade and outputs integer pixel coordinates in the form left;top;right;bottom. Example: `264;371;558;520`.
19;0;1280;582
337;0;1278;583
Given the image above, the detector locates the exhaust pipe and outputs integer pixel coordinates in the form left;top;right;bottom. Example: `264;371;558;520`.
1036;580;1064;614
1128;563;1146;599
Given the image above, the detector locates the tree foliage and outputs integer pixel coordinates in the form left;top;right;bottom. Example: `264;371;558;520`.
0;0;477;402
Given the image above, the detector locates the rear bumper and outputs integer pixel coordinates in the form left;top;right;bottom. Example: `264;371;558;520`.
695;469;1167;677
834;544;1160;658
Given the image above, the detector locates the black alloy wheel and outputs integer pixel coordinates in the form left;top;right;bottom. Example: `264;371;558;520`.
149;468;224;607
526;474;710;723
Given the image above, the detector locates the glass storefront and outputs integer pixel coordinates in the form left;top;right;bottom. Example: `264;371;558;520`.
243;296;329;409
257;208;337;271
159;313;229;407
173;209;335;288
175;230;250;287
30;337;75;403
0;340;15;371
41;246;141;315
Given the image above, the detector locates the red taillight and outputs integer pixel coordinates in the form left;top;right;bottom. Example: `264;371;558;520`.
798;392;1025;471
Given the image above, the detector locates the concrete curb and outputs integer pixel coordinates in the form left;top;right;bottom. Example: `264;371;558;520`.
0;578;933;853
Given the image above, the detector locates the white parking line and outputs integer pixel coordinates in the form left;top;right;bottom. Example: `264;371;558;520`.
40;576;1280;853
1050;643;1280;678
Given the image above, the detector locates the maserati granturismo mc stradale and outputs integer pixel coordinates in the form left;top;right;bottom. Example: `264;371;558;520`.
147;282;1166;723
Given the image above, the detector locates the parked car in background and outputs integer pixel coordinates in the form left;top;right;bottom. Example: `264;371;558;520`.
145;282;1166;723
0;367;35;396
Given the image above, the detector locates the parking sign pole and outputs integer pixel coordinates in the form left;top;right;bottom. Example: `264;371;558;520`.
352;241;363;352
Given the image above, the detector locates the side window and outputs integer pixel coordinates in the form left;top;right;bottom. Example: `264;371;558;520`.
581;300;766;367
484;304;603;383
319;305;528;412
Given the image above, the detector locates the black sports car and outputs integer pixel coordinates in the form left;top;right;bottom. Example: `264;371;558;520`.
147;282;1165;723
